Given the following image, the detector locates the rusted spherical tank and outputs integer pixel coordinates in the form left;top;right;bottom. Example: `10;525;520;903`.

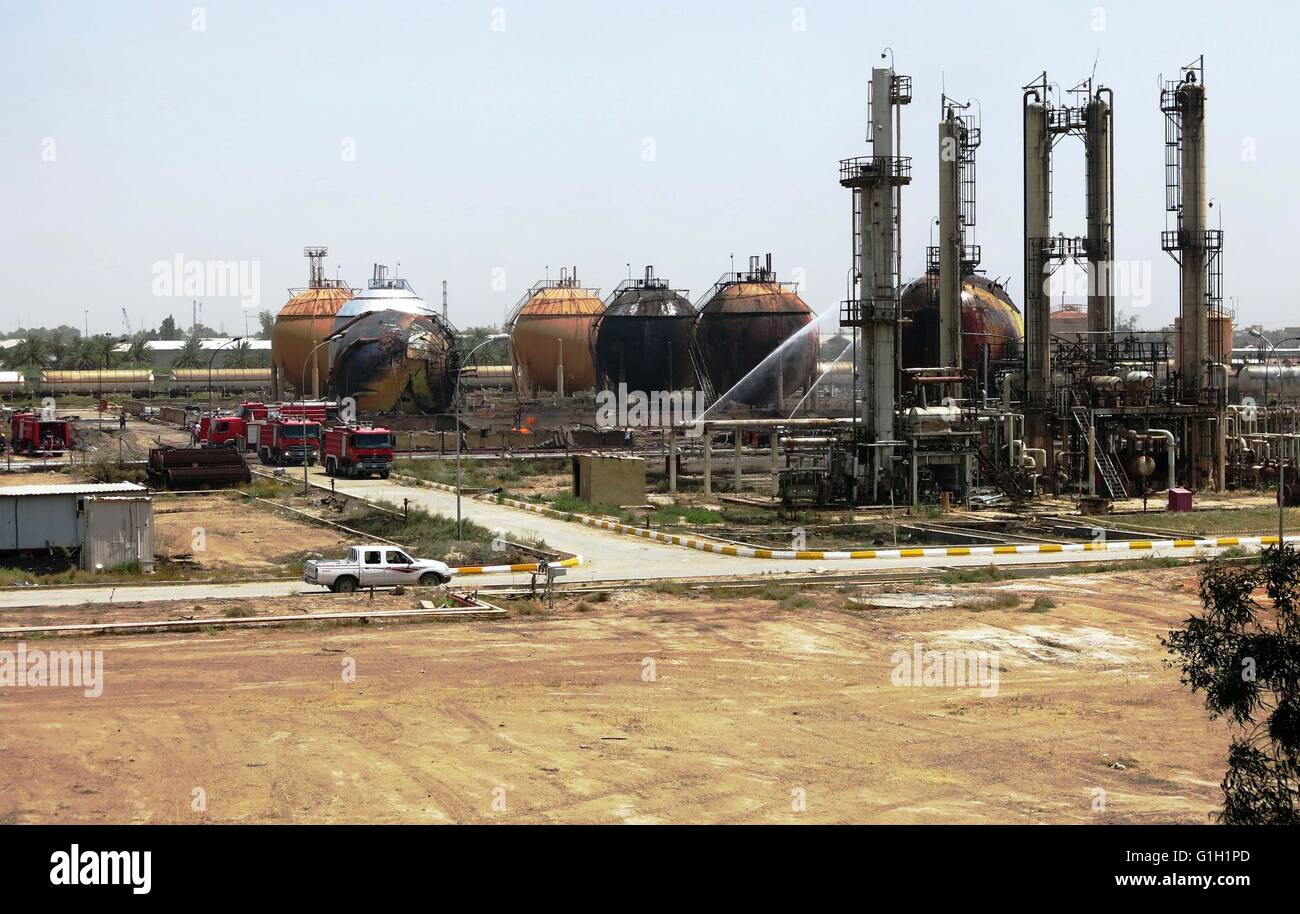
593;270;697;391
510;279;604;393
899;274;1024;369
327;266;459;414
272;286;353;394
694;268;817;406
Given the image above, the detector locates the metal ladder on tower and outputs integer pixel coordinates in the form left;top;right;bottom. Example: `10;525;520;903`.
1071;406;1128;499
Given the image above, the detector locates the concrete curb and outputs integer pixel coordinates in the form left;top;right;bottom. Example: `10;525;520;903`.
449;555;583;576
479;493;1291;561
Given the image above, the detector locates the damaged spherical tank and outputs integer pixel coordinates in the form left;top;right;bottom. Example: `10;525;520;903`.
509;269;604;394
327;264;459;414
592;267;697;391
272;249;354;395
693;254;817;407
899;273;1024;369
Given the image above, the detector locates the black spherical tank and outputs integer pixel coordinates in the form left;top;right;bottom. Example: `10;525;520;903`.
899;272;1024;369
693;255;817;407
592;267;697;392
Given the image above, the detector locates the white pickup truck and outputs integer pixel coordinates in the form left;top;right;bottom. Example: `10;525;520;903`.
304;545;452;592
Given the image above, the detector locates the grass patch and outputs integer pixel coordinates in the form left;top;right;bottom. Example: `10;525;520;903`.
240;478;288;500
939;565;1005;585
962;593;1020;612
1098;506;1300;536
85;457;147;484
649;581;691;596
340;502;501;563
649;505;724;526
1026;596;1056;613
392;457;559;490
222;605;257;618
549;492;635;523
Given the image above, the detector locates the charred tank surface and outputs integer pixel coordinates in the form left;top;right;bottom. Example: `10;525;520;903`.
693;254;817;406
592;266;697;391
327;264;459;414
509;268;604;394
899;273;1024;369
272;247;353;395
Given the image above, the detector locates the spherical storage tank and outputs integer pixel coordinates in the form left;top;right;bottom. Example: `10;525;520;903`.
272;268;353;396
898;273;1024;369
693;254;817;407
509;268;604;394
327;264;459;414
592;266;697;391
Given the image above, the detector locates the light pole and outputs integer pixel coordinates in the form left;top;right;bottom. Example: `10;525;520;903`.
456;334;509;540
1250;328;1287;548
98;336;129;432
206;337;242;437
300;332;343;493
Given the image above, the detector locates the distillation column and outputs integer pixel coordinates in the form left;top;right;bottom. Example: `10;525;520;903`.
938;107;964;369
1178;79;1209;395
1163;62;1221;489
1085;88;1115;349
840;65;911;502
1023;86;1052;453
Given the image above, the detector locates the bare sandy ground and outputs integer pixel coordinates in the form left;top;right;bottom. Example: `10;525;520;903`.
0;567;1228;824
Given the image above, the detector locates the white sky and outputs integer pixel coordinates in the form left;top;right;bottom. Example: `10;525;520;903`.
1;0;1295;334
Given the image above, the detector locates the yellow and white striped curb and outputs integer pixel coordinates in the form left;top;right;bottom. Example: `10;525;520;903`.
448;555;583;576
481;493;1291;561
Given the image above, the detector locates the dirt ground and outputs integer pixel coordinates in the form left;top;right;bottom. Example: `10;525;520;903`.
152;494;352;572
0;564;1231;824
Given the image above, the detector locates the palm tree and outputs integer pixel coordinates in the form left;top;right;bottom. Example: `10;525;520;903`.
60;338;97;371
122;334;151;367
89;335;118;370
171;335;205;369
1;333;50;370
223;340;254;369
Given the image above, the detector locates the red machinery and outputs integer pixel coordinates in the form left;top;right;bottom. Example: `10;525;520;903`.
322;426;395;479
9;411;74;455
256;418;322;466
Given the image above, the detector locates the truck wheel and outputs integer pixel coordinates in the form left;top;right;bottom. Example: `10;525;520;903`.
259;447;270;465
332;576;359;594
419;572;447;586
380;470;390;480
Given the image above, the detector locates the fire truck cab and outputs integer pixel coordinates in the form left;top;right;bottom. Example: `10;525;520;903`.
257;419;322;467
322;426;395;479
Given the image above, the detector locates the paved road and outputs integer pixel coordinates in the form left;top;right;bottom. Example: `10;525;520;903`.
302;469;1244;579
0;467;1254;610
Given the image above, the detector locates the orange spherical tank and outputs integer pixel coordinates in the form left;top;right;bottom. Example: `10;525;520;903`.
898;274;1023;369
272;286;353;394
510;285;604;393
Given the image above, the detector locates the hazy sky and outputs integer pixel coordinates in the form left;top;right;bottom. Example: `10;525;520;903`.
2;0;1295;336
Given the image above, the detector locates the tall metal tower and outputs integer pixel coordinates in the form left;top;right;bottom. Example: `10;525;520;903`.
304;246;328;290
840;61;912;502
1021;73;1115;467
1161;56;1224;488
934;95;981;370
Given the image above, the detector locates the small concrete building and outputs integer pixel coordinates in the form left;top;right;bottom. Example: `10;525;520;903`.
0;482;154;571
572;453;646;507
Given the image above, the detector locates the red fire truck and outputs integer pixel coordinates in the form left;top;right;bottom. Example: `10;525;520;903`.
9;411;75;456
196;414;248;448
322;426;395;478
257;418;322;466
